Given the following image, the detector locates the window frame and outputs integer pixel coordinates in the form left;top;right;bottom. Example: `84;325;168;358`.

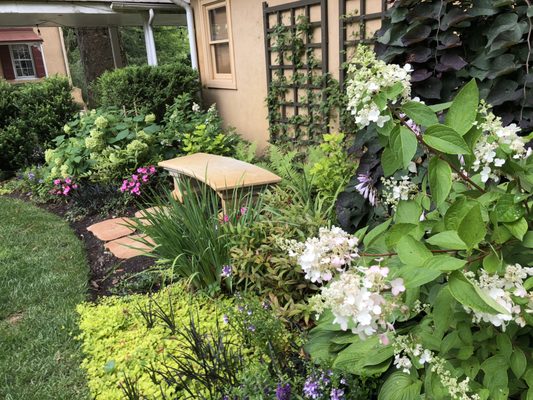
200;0;237;89
9;43;37;80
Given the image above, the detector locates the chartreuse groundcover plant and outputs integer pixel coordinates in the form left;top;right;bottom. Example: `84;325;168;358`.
295;46;533;399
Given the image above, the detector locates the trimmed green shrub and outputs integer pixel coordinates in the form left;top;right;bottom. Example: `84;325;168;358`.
76;283;234;400
0;77;77;172
94;63;200;119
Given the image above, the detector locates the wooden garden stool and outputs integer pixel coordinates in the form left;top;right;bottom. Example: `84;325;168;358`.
158;152;282;214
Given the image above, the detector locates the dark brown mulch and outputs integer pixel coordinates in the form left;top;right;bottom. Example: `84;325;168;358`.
5;192;155;299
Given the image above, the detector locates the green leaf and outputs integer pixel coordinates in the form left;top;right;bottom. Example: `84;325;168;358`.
510;347;527;378
445;79;479;136
386;223;418;248
399;266;441;289
397;236;432;267
382;147;402;177
497;334;513;359
426;231;468;250
395;200;422;224
364;219;392;248
378;372;422;400
505;217;528;240
483;250;502;273
424;124;471;154
424;255;466;271
390;126;418;168
481;355;509;399
458;204;486;250
401;101;439;126
494;194;525;222
445;197;475;230
428;101;452;112
433;286;455;337
103;360;116;374
523;231;533;248
448;271;509;314
332;336;393;374
428;157;452;206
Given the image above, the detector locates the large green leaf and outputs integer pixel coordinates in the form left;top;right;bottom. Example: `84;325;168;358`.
504;217;528;241
382;147;402;177
510;347;527;378
424;124;471;154
494;194;525;222
448;271;509;314
333;336;393;374
390;126;418;168
424;255;466;271
428;157;452;206
401;101;439;126
395;200;422;224
444;197;474;230
445;79;479;135
426;230;468;250
398;266;441;289
458;204;486;250
481;355;509;399
364;219;392;248
397;236;432;267
378;372;422;400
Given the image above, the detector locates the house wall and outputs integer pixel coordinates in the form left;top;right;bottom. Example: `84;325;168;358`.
191;0;384;151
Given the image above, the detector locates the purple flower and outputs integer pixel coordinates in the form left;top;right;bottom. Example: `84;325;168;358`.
303;377;321;399
330;388;344;400
354;172;377;206
27;172;35;180
262;300;270;309
248;324;256;332
221;265;232;278
222;314;229;324
276;383;291;400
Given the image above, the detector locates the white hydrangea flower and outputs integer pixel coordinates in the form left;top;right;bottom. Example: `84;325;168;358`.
380;175;418;209
287;226;359;283
463;265;533;329
346;46;412;129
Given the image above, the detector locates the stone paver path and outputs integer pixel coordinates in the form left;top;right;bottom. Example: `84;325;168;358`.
87;217;153;260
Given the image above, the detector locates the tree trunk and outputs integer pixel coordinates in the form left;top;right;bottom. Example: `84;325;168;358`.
75;27;116;107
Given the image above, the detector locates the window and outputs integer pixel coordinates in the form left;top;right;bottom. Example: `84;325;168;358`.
10;44;36;79
201;0;236;89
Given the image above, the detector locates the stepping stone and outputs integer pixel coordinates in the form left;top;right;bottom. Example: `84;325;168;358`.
104;234;155;259
87;217;136;241
134;206;170;225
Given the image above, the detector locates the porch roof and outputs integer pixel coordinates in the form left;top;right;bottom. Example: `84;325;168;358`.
0;1;186;28
0;28;43;43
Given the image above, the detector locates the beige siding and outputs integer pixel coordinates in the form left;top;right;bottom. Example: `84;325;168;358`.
191;0;384;150
37;27;70;77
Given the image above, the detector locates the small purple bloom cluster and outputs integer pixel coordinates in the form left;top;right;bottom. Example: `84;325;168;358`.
221;264;233;278
51;177;78;196
120;165;156;196
276;383;291;400
302;370;346;400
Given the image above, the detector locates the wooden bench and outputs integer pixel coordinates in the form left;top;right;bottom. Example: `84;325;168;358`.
158;153;282;213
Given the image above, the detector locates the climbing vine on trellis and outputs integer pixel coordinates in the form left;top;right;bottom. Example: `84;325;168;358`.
263;0;342;147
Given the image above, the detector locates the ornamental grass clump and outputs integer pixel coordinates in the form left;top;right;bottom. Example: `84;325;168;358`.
300;46;533;399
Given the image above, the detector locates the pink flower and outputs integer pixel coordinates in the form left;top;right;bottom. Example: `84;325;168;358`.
390;278;406;296
379;334;390;345
223;214;230;223
137;167;147;174
63;186;71;195
132;174;139;181
65;177;72;184
72;184;78;189
53;179;61;185
149;166;156;174
240;207;248;215
142;175;149;182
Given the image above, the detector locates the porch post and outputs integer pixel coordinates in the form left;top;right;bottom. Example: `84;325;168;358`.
143;9;158;66
108;26;124;68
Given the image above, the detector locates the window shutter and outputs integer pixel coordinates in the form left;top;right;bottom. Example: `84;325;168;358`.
31;45;46;78
0;45;15;80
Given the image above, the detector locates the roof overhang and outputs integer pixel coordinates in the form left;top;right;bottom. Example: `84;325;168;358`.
0;27;43;43
0;1;186;27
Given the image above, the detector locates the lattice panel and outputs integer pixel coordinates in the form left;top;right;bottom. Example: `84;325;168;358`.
263;0;329;146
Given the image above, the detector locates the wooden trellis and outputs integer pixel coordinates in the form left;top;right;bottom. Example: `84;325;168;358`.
339;0;389;86
263;0;329;146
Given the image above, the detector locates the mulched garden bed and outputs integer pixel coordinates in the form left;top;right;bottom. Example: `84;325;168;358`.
5;192;155;299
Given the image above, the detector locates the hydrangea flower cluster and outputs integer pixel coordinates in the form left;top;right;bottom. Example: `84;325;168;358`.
286;227;359;283
393;336;479;400
472;102;531;182
51;177;78;196
346;46;412;129
463;264;533;328
120;165;156;196
311;264;405;339
380;175;418;209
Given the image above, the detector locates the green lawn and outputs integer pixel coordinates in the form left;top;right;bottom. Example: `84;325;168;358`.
0;198;89;400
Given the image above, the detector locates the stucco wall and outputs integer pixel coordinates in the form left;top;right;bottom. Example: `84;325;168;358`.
191;0;383;150
37;27;70;77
